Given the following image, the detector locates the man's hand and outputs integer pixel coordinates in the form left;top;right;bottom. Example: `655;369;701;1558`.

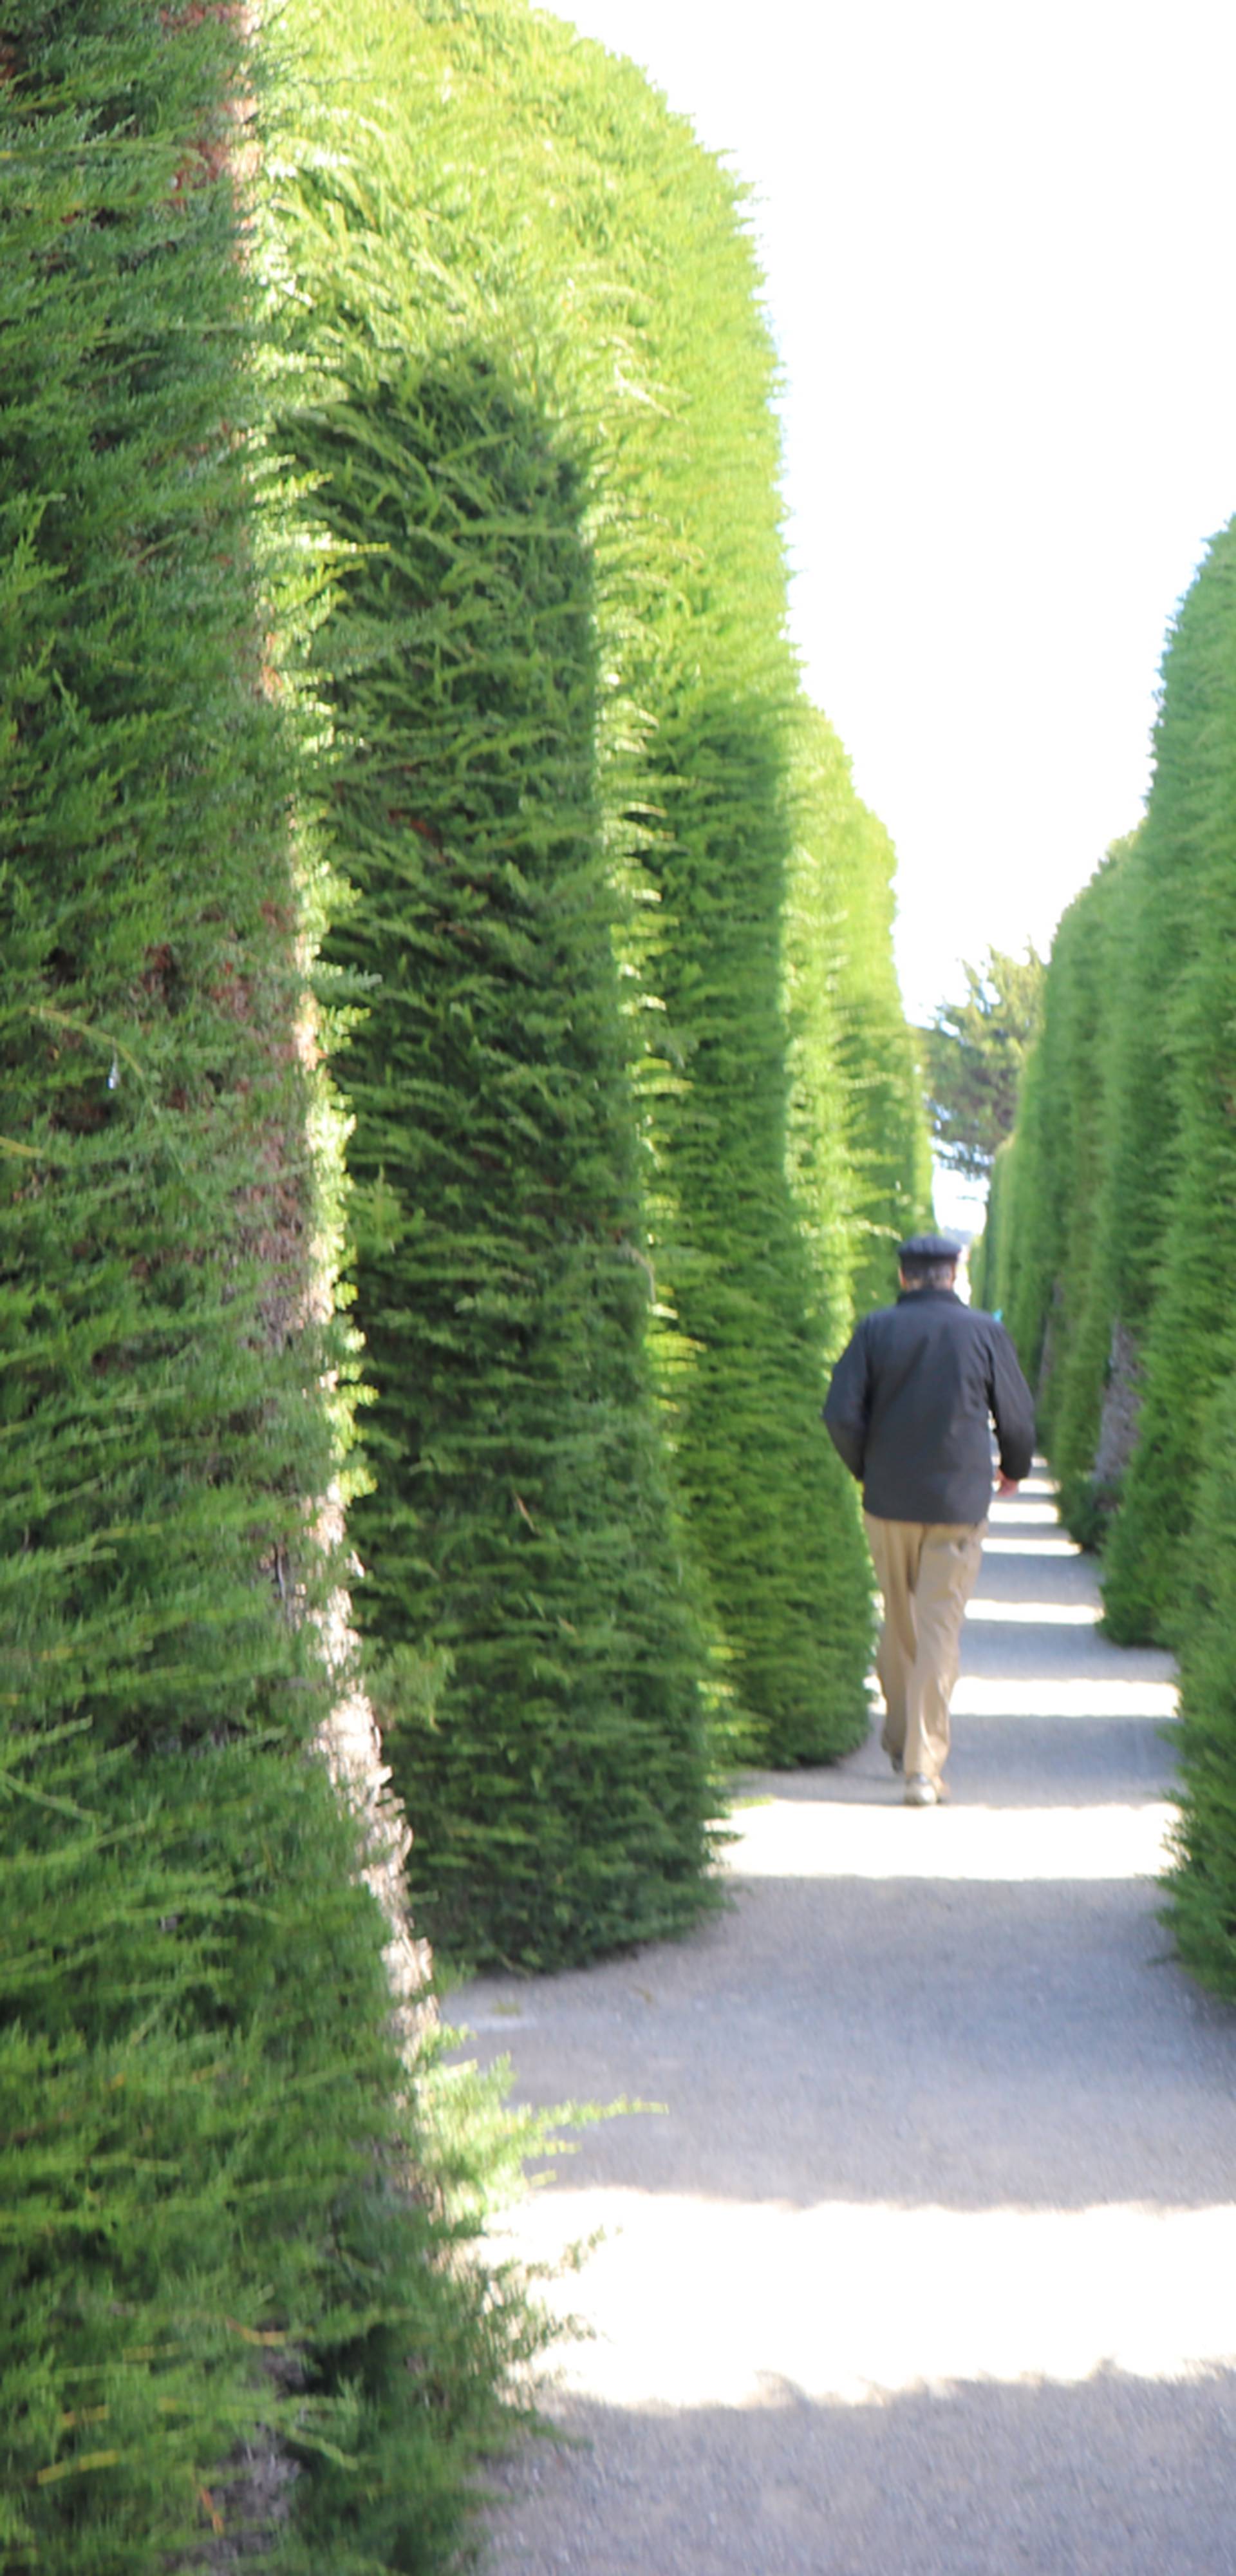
995;1472;1020;1497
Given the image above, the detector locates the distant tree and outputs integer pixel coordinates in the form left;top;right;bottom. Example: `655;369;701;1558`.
921;945;1045;1179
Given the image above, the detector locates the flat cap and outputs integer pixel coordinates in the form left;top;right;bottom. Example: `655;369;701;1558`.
897;1231;962;1263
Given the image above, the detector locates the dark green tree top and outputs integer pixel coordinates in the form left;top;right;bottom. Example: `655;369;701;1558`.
921;944;1045;1179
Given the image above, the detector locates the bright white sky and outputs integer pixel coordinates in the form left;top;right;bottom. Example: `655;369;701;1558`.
556;0;1236;1048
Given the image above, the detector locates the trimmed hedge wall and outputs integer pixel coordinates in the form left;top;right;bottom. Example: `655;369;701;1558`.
979;524;1236;1638
974;841;1139;1544
277;0;930;1965
786;705;933;1322
1166;1372;1236;1998
975;518;1236;1997
1098;531;1236;1640
2;12;541;2569
286;336;715;1969
5;1;933;2560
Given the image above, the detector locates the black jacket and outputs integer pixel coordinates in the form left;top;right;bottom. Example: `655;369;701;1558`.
823;1289;1036;1524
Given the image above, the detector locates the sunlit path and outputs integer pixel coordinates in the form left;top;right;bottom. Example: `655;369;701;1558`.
729;1799;1173;1881
502;2193;1236;2409
462;1475;1236;2575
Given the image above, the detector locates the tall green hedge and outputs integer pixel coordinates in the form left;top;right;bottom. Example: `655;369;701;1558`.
1165;1363;1236;1997
974;841;1139;1540
1028;854;1125;1522
279;1;930;1942
975;518;1236;1996
1139;530;1236;1991
2;12;539;2567
984;536;1236;1634
1098;527;1236;1640
285;324;715;1969
785;706;933;1321
556;59;899;1763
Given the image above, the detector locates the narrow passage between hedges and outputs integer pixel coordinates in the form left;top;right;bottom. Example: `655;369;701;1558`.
462;1472;1236;2576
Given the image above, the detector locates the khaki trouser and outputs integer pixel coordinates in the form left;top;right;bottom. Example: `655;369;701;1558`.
863;1515;987;1785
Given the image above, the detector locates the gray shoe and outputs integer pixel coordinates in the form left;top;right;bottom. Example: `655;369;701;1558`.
887;1748;903;1775
904;1772;939;1808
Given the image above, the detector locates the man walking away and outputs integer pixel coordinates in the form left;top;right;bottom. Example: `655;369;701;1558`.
823;1234;1035;1808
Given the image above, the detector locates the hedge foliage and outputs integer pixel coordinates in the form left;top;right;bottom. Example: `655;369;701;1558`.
1165;1374;1236;1997
7;0;932;2548
276;0;931;1968
975;518;1236;1998
970;844;1138;1545
785;704;934;1321
2;10;545;2569
284;328;715;1969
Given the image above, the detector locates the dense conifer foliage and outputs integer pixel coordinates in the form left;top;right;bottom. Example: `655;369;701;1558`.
1017;858;1130;1544
285;333;715;1967
1166;1374;1236;1999
2;12;541;2566
279;1;930;1942
1096;535;1236;1642
971;851;1136;1544
5;0;932;2559
979;524;1236;1636
975;521;1236;1996
786;706;934;1320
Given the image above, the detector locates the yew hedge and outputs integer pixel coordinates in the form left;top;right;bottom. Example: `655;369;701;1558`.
975;518;1236;1998
278;0;930;1966
2;11;544;2569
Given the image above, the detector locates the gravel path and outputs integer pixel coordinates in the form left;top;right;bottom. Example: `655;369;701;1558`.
459;1473;1236;2573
